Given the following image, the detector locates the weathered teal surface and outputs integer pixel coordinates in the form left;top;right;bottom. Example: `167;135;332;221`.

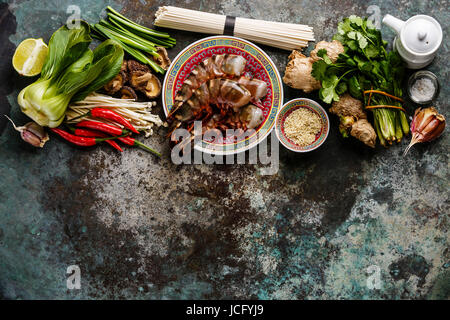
0;0;449;299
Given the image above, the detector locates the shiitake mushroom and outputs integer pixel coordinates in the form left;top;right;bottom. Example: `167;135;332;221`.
106;59;162;100
129;70;161;99
151;47;171;70
128;60;150;73
103;71;127;95
120;86;138;100
120;59;128;73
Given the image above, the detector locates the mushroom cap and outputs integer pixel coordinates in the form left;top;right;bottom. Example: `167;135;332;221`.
152;47;171;70
129;71;162;99
128;60;150;73
121;60;128;73
104;71;127;95
120;86;138;100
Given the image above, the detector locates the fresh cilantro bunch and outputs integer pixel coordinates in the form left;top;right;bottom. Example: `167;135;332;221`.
312;15;392;104
312;15;409;146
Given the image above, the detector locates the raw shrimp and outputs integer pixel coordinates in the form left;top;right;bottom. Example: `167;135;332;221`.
166;54;268;151
169;54;247;117
169;78;252;131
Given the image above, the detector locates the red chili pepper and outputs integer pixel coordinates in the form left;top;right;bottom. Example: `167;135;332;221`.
75;120;129;136
69;108;139;134
50;128;122;147
91;108;139;134
118;136;161;158
69;128;123;152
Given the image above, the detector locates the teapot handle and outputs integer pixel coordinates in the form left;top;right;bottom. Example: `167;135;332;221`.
382;14;405;34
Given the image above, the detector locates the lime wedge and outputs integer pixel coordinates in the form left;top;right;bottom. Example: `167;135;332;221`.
12;38;48;77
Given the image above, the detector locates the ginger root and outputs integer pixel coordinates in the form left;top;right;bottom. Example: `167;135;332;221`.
283;40;344;93
329;94;377;148
329;94;367;120
283;51;320;93
350;119;377;148
310;40;344;63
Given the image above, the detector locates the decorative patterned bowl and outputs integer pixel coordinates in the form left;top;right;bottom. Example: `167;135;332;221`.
275;98;329;152
162;36;283;155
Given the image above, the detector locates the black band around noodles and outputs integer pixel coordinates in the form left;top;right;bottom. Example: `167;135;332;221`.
224;16;236;36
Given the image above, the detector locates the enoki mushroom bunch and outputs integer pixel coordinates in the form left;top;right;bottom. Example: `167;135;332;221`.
66;92;165;137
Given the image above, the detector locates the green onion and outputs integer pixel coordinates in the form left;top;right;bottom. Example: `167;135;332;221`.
98;20;158;51
107;16;174;48
91;24;164;74
94;24;155;54
106;6;172;39
93;7;175;73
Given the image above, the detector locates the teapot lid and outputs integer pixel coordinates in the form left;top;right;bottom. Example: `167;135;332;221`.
402;15;442;54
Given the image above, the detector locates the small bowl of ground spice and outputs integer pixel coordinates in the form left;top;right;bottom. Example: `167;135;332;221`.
275;98;329;152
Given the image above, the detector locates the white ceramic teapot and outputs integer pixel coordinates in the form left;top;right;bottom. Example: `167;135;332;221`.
382;14;442;69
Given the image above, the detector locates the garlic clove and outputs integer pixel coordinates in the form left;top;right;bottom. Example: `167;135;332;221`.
5;115;49;148
421;116;445;142
21;129;44;147
415;107;436;133
410;108;422;132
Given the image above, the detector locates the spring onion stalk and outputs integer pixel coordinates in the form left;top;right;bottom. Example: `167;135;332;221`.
106;6;173;39
91;24;165;74
98;20;160;49
107;17;174;48
18;21;124;127
94;24;155;54
367;92;409;146
93;6;176;73
98;20;172;53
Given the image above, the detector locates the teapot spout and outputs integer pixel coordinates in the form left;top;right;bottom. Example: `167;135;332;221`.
383;14;405;34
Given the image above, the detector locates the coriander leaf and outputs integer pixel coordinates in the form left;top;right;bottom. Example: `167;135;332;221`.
364;44;379;58
366;28;381;42
337;52;350;60
347;40;358;51
366;19;375;28
380;60;390;77
346;58;357;67
320;74;340;104
360;61;372;73
358;35;368;49
336;81;348;95
311;59;328;81
348;31;357;40
317;48;328;57
332;33;346;43
348;76;362;99
315;49;332;65
349;15;363;26
337;19;353;35
316;49;333;65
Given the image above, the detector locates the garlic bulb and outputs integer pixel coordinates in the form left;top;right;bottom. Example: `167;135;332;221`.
403;107;445;156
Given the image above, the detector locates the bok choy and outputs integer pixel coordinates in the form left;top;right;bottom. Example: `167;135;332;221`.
18;21;124;127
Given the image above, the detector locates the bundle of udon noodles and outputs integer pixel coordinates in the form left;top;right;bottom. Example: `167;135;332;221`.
154;6;314;50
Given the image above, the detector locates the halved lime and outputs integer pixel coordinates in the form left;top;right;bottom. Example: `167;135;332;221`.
12;38;48;77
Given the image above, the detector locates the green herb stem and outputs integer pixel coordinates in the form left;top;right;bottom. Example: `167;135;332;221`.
95;24;156;54
106;6;172;39
107;17;174;48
